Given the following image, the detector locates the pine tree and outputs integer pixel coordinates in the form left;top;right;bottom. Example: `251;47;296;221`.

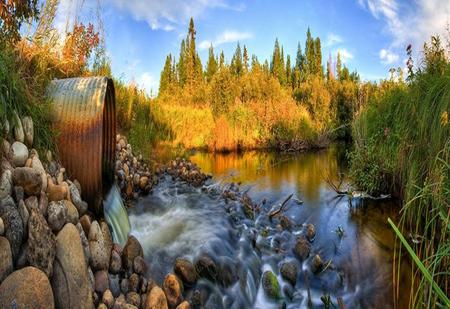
206;45;218;82
251;54;261;72
326;53;334;81
336;52;342;81
305;28;315;75
185;17;201;86
230;42;243;76
219;51;225;68
294;43;305;86
263;59;270;76
286;54;292;87
271;39;286;85
243;45;249;73
314;37;323;77
177;39;186;86
159;54;173;94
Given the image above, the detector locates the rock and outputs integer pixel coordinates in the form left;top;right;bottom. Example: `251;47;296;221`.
0;218;4;235
109;274;121;297
140;277;149;294
293;237;310;260
12;167;42;195
139;176;149;190
13;112;24;143
217;257;238;288
306;223;316;241
27;209;56;277
65;199;79;225
0;196;23;260
10;141;28;167
56;168;65;185
0;237;13;283
31;153;47;192
80;214;92;236
102;289;115;308
128;273;140;292
95;270;110;294
280;261;298;286
100;221;113;263
98;303;107;309
110;250;122;274
52;223;92;308
24;195;39;213
16;242;29;270
163;273;183;308
145;286;168;309
47;200;68;232
0;170;12;200
1;139;10;158
76;223;91;266
133;255;147;275
194;255;217;282
279;215;292;230
69;183;88;215
174;258;197;286
13;185;24;203
2;119;9;136
89;221;110;271
176;301;190;309
47;176;69;201
21;116;33;147
18;199;29;236
262;270;281;300
283;285;294;300
127;291;141;307
0;267;54;308
133;173;140;186
38;191;48;217
122;235;143;271
120;278;130;294
311;254;323;273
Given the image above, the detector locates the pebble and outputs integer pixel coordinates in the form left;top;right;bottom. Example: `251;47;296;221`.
11;142;28;167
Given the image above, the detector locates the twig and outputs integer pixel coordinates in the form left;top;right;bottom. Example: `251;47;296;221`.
268;193;293;219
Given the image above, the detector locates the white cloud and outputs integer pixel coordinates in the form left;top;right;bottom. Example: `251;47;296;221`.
137;72;158;97
336;48;354;63
324;33;343;47
110;0;245;31
358;0;450;49
199;30;253;49
379;48;399;64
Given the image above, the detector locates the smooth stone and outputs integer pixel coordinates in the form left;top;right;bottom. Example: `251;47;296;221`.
21;116;33;147
122;236;143;271
31;154;47;192
0;170;12;200
163;273;183;308
95;270;110;294
27;209;56;277
13;185;24;203
102;289;115;308
176;301;191;309
11;142;28;167
120;278;130;295
0;196;23;260
0;266;54;308
89;221;110;271
262;270;281;300
76;223;91;266
293;237;310;260
46;177;69;201
47;200;68;233
65;200;79;225
194;254;217;282
38;191;48;217
280;261;298;286
12;167;42;195
18;199;29;236
0;236;13;283
126;291;141;307
100;221;113;265
128;273;140;293
24;195;39;213
144;286;168;309
0;218;4;235
306;223;316;241
69;183;88;216
133;255;147;275
52;223;92;308
109;250;122;274
311;254;324;273
80;214;92;236
1;139;10;157
174;258;197;286
109;274;121;297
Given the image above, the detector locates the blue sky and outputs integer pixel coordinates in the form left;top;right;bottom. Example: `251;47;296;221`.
56;0;449;95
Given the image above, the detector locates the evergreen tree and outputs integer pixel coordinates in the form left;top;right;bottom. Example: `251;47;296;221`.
286;54;292;86
294;43;305;86
206;45;218;82
263;59;270;76
219;51;225;68
305;28;316;75
160;54;173;94
230;42;243;76
177;39;186;86
251;55;261;72
314;37;323;77
326;53;334;81
271;39;286;85
336;52;342;81
243;45;249;73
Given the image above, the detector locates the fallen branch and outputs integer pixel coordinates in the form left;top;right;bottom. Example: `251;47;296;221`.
268;193;293;219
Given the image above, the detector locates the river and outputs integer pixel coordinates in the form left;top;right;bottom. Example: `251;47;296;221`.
127;145;411;308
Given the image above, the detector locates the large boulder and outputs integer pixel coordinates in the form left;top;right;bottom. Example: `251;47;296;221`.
0;170;12;200
0;267;54;308
145;286;168;309
88;221;110;271
122;235;143;271
21;116;33;147
12;167;42;196
27;209;56;277
162;273;183;308
47;200;68;233
52;223;92;309
10;142;28;167
0;237;13;283
0;196;23;260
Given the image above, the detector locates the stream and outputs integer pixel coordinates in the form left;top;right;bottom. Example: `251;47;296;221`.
127;145;411;308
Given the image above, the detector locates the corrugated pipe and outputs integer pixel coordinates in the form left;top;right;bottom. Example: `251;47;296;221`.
47;77;116;215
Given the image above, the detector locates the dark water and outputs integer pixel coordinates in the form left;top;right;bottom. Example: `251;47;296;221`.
128;146;411;308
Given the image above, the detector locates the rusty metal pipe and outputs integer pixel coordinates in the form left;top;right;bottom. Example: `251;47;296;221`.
48;77;116;215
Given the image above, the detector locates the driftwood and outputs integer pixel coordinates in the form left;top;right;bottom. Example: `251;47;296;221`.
268;193;293;219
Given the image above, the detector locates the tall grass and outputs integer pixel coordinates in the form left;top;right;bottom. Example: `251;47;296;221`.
350;38;449;307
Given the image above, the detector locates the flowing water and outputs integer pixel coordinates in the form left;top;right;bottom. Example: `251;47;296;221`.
128;145;411;308
104;183;131;246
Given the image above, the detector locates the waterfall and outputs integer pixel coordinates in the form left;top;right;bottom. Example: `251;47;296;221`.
104;183;131;246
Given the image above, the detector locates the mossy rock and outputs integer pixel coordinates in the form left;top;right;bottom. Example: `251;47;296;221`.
262;270;281;299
